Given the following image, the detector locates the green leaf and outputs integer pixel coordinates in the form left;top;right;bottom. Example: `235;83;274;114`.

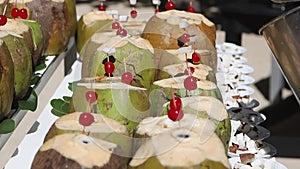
35;62;47;71
68;82;74;91
18;88;38;111
62;96;72;102
50;99;70;116
0;119;15;134
51;109;68;117
31;73;41;85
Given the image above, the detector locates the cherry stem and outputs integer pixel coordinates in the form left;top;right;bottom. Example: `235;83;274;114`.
189;1;192;7
2;3;7;15
123;57;127;72
171;87;176;109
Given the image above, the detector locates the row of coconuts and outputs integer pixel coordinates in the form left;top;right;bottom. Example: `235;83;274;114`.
0;0;77;121
32;10;232;169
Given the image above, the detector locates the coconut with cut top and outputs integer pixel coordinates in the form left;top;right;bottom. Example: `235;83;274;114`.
130;126;230;169
0;19;33;99
70;78;153;135
0;39;14;120
81;36;156;90
45;112;133;158
31;133;128;169
1;0;77;56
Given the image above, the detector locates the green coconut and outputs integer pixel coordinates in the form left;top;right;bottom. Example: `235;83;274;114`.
130;125;229;169
152;76;222;101
160;96;231;147
45;112;132;158
76;11;114;54
0;19;33;99
0;39;14;120
18;19;44;66
32;133;128;169
81;36;156;90
4;0;77;56
70;78;154;135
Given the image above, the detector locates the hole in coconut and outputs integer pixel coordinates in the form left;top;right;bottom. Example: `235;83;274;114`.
80;138;91;144
176;133;190;138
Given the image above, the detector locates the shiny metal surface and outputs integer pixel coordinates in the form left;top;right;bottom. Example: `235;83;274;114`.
260;6;300;104
271;0;300;3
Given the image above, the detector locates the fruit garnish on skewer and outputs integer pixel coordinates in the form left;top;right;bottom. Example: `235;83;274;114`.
130;8;137;19
121;57;133;84
112;21;120;29
98;1;106;11
0;4;8;26
192;50;201;64
11;7;19;18
116;27;128;37
167;88;184;121
184;75;197;91
186;1;195;13
19;8;28;19
165;0;175;10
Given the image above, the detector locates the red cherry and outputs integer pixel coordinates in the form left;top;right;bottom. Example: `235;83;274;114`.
98;4;106;11
170;97;182;110
184;76;197;90
79;112;94;126
155;8;160;14
104;61;115;73
19;8;28;19
121;72;133;84
192;51;201;64
11;8;19;18
165;0;175;10
112;21;120;29
130;9;137;19
0;15;7;26
181;33;190;43
116;28;127;37
187;6;195;13
168;109;184;121
85;91;98;103
184;67;195;75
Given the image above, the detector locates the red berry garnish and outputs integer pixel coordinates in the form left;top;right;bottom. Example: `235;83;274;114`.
116;28;127;37
184;76;197;90
130;9;137;18
165;0;175;10
192;51;201;64
112;21;120;29
85;91;98;103
0;15;7;26
104;61;115;73
181;33;190;43
170;97;182;110
187;6;195;13
98;4;106;11
11;8;19;18
184;67;195;75
121;72;133;84
79;112;94;126
168;109;184;121
19;8;28;19
155;8;160;14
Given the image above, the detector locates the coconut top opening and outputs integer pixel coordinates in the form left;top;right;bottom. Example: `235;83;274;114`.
40;133;117;168
90;32;115;44
163;63;210;79
55;112;128;134
76;81;147;90
130;127;229;168
96;36;154;53
0;19;29;38
156;10;214;27
153;76;217;90
83;11;114;25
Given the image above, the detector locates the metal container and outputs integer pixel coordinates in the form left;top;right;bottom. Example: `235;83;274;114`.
260;6;300;104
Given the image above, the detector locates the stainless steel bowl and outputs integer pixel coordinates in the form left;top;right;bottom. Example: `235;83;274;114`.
260;6;300;104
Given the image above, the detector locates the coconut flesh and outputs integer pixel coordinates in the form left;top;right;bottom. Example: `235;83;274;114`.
163;63;210;80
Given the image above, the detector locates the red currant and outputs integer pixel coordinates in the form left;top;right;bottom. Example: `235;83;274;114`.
98;4;106;11
11;8;19;18
184;76;197;90
192;51;201;64
170;97;182;110
79;112;94;126
130;9;137;19
116;28;127;37
19;8;28;19
181;33;190;43
104;61;115;73
112;21;120;30
85;91;98;103
187;6;195;13
168;109;184;121
184;67;195;75
165;0;175;10
121;72;133;84
0;15;7;26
